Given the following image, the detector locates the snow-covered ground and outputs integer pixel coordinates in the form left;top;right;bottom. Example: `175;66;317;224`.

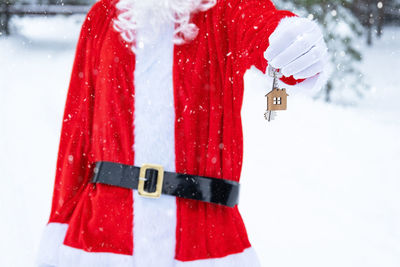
0;16;399;267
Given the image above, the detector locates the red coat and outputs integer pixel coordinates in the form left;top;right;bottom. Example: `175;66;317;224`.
38;0;298;265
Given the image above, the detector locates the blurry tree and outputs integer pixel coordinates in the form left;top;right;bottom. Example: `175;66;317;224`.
0;0;15;35
354;0;400;43
8;0;94;5
0;0;93;35
36;0;93;5
274;0;367;103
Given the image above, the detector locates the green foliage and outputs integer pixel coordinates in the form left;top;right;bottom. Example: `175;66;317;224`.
275;0;368;103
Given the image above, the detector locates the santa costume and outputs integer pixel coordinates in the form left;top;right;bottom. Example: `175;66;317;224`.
37;0;329;266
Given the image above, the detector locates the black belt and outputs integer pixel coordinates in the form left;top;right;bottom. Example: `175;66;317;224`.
91;161;240;207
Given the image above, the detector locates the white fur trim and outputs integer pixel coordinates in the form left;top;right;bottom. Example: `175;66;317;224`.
132;20;177;266
132;11;176;174
175;247;261;267
132;191;177;266
36;223;68;267
56;244;260;267
58;245;134;267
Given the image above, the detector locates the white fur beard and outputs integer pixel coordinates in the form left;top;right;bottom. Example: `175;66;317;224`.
113;0;217;48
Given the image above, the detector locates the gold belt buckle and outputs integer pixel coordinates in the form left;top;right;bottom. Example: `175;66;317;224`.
138;164;164;198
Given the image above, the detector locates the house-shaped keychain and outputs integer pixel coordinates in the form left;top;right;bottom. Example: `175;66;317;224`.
266;88;288;110
264;67;288;121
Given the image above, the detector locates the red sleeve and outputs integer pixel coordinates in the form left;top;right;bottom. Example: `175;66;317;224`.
47;3;102;224
223;0;296;73
280;75;306;85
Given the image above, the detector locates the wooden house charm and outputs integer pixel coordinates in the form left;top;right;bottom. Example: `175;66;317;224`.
265;88;288;111
264;66;288;122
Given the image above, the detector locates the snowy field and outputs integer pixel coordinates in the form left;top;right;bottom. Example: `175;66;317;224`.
1;16;399;267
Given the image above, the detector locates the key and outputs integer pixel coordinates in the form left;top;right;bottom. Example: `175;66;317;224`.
264;110;277;121
264;66;288;122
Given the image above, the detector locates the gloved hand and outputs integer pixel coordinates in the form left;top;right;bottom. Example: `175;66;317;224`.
264;17;329;80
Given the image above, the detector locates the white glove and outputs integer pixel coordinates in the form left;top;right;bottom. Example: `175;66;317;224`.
264;17;328;80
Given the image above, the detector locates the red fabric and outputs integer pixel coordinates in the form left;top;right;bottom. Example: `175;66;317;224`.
174;0;295;260
46;0;296;260
281;75;306;85
49;0;135;254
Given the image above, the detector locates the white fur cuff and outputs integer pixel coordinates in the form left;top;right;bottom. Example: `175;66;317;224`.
57;245;259;267
175;247;261;267
36;223;69;267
